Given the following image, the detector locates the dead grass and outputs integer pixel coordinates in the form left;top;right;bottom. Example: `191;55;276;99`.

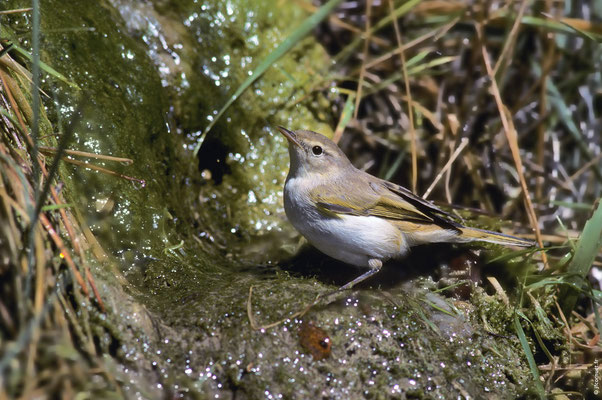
0;40;122;397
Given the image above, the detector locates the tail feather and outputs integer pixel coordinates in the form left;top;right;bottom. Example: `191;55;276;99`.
458;227;535;247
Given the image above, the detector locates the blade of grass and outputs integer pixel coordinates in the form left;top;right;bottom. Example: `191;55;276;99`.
418;12;602;40
540;13;602;42
550;200;593;211
409;298;439;334
568;152;602;182
62;157;145;185
555;216;578;252
518;16;582;36
421;299;456;317
383;150;405;181
423;137;468;199
431;280;470;294
8;42;79;89
492;0;529;78
332;93;355;144
192;0;344;156
405;49;430;68
526;279;586;293
0;43;14;58
407;56;457;75
517;308;556;391
513;314;546;398
560;200;602;316
41;203;73;212
363;26;446;71
487;247;543;264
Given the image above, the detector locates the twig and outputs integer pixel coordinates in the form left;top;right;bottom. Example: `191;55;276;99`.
567;152;602;183
247;286;319;331
423;138;468;199
486;277;509;306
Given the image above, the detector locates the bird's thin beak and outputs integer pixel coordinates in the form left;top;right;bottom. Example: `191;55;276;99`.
276;126;302;148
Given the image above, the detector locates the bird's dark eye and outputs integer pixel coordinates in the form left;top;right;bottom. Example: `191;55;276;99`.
312;146;323;156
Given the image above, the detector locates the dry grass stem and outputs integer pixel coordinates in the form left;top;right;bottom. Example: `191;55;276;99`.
0;8;33;15
353;0;373;121
423;137;468;199
39;146;134;165
60;157;145;185
476;23;548;269
388;0;417;192
492;0;530;77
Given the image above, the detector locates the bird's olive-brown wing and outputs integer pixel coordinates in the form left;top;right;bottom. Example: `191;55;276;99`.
309;180;434;224
377;179;461;231
309;175;460;231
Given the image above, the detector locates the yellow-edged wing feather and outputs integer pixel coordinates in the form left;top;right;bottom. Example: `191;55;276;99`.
309;175;460;231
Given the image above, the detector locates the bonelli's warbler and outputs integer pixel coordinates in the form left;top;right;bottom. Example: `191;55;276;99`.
277;126;534;290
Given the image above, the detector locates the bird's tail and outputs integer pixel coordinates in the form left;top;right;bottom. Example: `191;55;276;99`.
458;226;535;247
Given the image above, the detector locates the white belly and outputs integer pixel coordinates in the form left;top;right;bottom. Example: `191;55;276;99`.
284;179;407;267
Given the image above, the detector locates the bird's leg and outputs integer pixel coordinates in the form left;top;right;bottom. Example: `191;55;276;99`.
317;259;383;303
338;258;383;291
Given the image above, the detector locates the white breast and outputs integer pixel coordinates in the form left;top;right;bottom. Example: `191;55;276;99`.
284;177;407;267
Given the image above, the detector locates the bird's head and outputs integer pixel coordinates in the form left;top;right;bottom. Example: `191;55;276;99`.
276;126;352;178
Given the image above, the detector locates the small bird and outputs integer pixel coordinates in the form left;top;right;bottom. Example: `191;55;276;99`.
277;126;534;290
